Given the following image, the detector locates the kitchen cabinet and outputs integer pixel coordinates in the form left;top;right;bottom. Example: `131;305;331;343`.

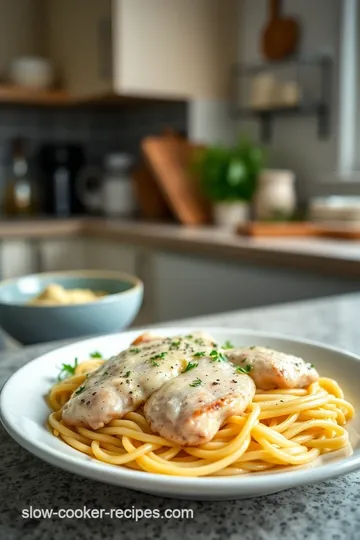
151;252;360;322
0;0;40;79
0;239;86;278
0;238;155;325
41;0;238;100
2;236;360;327
40;239;87;272
0;241;36;280
83;239;155;325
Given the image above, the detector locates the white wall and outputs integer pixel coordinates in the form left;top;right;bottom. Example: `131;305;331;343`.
238;0;342;200
187;0;241;146
188;100;236;145
189;0;344;201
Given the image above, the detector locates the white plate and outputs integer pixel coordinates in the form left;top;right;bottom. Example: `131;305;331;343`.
1;328;360;500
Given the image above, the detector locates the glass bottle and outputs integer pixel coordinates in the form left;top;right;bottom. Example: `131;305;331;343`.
4;138;36;216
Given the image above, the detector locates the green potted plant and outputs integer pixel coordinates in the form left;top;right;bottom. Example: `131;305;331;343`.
194;136;264;229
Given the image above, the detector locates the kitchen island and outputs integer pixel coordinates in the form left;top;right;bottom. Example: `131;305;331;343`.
1;293;359;540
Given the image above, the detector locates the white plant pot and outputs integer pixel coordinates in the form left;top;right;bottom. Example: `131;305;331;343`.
213;202;250;230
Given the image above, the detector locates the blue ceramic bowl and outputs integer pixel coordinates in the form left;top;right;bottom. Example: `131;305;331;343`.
0;270;143;345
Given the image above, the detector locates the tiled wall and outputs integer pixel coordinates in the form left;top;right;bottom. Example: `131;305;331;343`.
0;101;188;210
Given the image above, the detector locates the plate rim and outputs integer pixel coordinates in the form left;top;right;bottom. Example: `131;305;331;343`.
1;326;360;497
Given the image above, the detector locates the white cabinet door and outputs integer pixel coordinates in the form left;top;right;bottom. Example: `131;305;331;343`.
114;0;238;99
42;0;238;100
40;239;86;272
152;252;245;321
84;239;155;325
1;240;37;279
151;252;360;322
84;239;137;273
42;0;113;97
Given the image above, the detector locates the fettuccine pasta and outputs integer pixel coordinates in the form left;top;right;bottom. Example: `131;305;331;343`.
47;359;354;477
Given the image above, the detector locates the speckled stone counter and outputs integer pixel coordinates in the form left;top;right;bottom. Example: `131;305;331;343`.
1;294;360;540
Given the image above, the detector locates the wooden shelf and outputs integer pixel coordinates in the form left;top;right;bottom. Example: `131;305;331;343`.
0;85;183;108
0;85;71;106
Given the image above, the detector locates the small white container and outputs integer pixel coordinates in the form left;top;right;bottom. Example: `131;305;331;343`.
250;74;278;110
279;81;302;108
309;196;360;223
213;201;249;230
9;57;54;89
102;153;136;217
254;169;296;220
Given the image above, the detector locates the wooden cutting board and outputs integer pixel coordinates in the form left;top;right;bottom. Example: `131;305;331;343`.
318;225;360;240
142;136;211;226
261;0;299;60
238;221;360;239
132;162;173;221
237;222;320;237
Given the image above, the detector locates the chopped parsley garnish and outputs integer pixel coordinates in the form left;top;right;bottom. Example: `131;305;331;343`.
222;340;234;350
194;338;205;346
189;378;202;387
184;362;198;373
170;340;181;350
310;363;315;368
236;364;253;374
57;358;78;381
151;360;160;367
210;350;227;362
193;351;206;358
75;385;85;395
150;352;167;362
130;348;141;354
186;335;193;339
90;351;102;358
125;371;131;377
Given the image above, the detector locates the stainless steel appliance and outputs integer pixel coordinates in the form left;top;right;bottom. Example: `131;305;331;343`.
37;144;85;216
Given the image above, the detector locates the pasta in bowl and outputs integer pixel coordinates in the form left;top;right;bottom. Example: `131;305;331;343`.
47;331;354;477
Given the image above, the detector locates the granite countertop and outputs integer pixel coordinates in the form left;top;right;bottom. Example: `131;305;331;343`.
1;217;360;278
1;293;360;539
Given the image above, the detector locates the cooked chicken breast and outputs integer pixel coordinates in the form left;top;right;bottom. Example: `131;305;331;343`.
62;332;217;429
144;357;255;446
226;346;319;390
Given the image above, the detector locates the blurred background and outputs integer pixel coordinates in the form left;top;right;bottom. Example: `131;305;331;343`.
0;0;360;346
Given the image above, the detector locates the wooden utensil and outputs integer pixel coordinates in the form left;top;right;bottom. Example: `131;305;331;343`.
142;136;211;226
261;0;299;60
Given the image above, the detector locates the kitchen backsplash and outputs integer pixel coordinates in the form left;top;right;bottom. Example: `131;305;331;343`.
0;101;188;209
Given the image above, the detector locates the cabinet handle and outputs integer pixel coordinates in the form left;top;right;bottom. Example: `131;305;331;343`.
97;16;113;81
